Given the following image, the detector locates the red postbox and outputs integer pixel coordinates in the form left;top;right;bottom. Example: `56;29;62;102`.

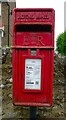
12;8;55;106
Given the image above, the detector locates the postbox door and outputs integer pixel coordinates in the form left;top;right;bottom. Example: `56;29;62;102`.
13;49;53;106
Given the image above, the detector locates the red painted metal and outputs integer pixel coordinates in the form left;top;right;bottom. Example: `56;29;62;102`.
12;8;55;106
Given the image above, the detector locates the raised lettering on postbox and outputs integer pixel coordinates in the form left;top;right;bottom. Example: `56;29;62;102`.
16;12;52;22
23;35;44;46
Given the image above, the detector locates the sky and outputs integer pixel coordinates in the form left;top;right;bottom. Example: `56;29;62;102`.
16;0;65;48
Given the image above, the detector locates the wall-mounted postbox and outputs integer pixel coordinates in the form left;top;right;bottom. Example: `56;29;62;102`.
12;8;55;106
